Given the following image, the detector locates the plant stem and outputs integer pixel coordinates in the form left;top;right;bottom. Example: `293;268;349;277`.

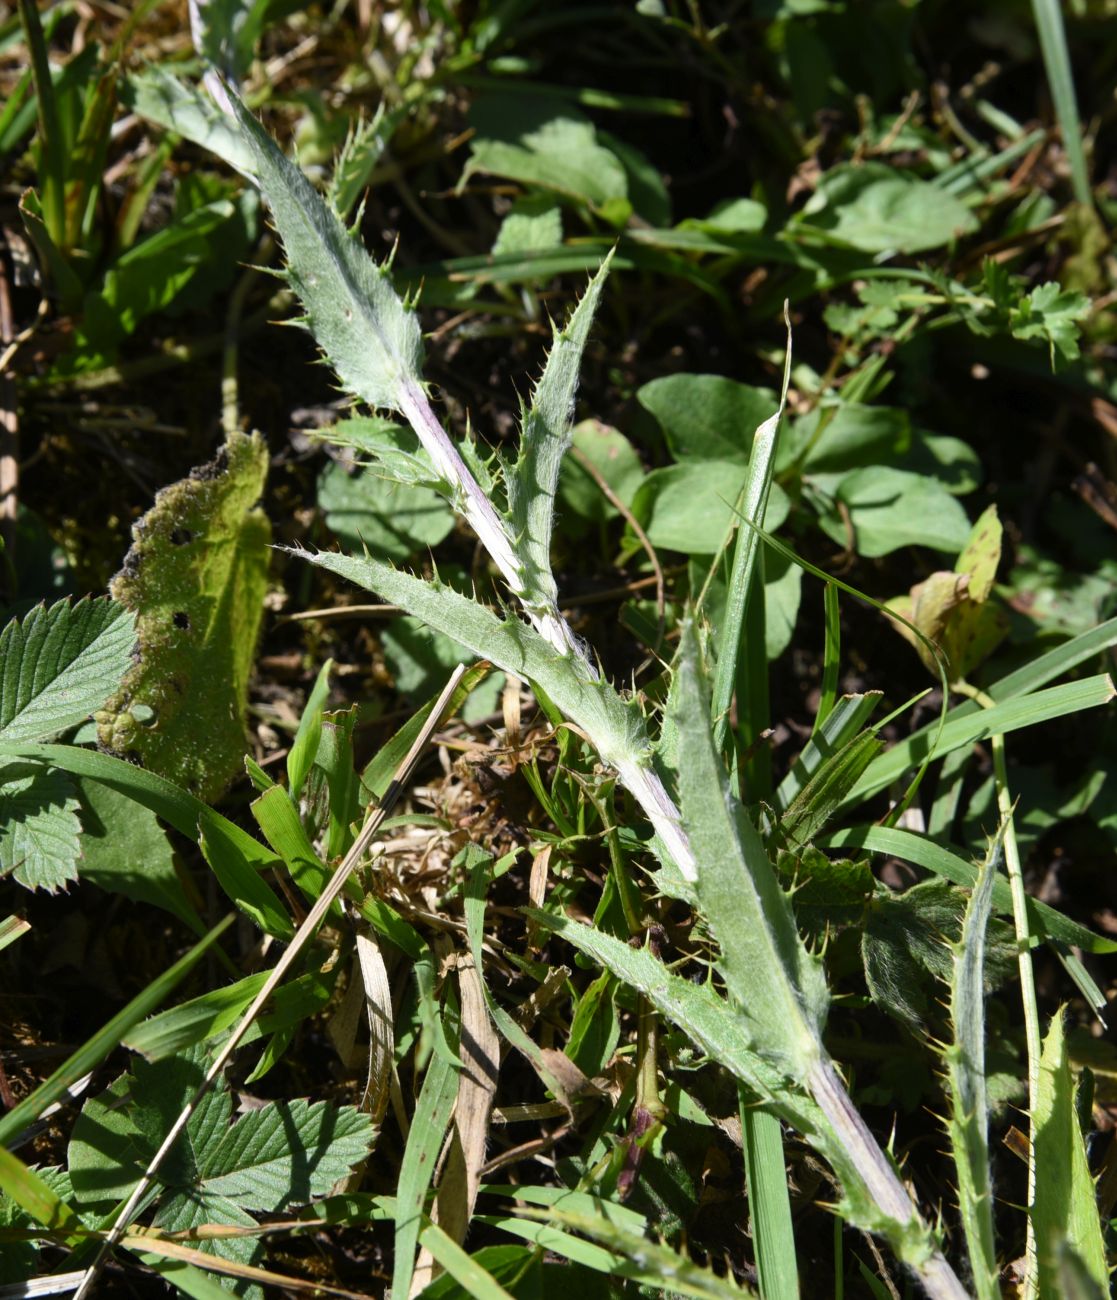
954;679;1041;1296
806;1058;969;1300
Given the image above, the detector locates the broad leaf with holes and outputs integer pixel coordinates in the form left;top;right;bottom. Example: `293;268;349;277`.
96;431;270;801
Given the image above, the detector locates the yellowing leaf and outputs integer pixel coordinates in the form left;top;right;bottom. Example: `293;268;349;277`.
888;505;1008;681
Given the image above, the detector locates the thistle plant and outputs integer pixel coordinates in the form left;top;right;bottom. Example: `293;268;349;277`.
222;93;973;1298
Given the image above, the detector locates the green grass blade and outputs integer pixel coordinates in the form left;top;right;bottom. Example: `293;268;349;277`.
417;1221;517;1300
0;741;291;937
0;915;232;1149
711;321;791;755
1032;1013;1108;1295
286;656;331;799
812;583;842;737
0;914;30;952
392;1046;460;1300
18;0;66;251
0;1144;84;1236
775;693;881;811
945;837;999;1300
1030;0;1092;206
741;1101;799;1300
949;617;1117;719
847;675;1115;806
0;742;269;860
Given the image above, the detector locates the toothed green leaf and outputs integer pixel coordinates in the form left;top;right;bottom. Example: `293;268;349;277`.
228;89;423;414
69;1043;375;1280
945;838;999;1300
0;598;135;743
506;254;612;609
0;764;81;893
673;625;829;1073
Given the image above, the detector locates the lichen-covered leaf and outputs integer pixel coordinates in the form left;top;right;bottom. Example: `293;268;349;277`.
97;431;270;801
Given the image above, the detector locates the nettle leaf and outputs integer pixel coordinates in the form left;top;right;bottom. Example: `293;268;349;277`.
0;764;81;893
0;597;135;742
97;431;270;802
68;1045;375;1275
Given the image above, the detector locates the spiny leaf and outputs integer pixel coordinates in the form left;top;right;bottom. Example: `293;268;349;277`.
291;547;650;771
505;253;613;610
1032;1013;1108;1296
673;624;829;1071
525;906;900;1239
228;88;423;414
945;838;999;1300
0;598;135;743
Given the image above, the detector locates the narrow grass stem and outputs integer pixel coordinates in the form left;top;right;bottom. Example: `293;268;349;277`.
954;679;1041;1297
